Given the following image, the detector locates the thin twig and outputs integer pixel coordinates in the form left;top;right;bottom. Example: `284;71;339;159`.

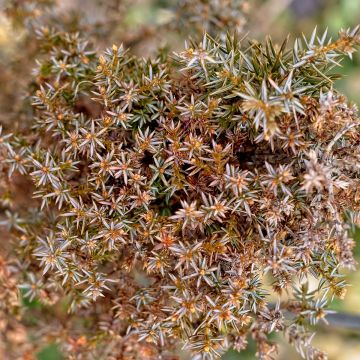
325;312;360;331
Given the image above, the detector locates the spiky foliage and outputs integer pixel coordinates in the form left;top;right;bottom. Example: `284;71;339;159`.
0;5;360;360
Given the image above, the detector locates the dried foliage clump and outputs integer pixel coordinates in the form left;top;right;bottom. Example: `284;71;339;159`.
175;0;249;37
1;2;360;360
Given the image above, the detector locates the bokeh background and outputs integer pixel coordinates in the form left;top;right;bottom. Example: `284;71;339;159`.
1;1;359;359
